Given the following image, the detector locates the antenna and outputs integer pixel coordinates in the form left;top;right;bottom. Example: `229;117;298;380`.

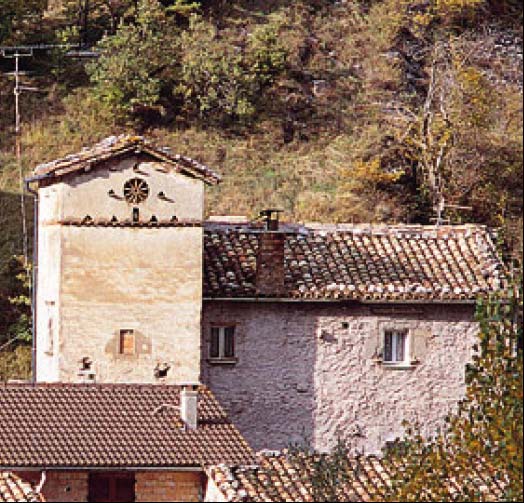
1;48;35;277
1;43;98;277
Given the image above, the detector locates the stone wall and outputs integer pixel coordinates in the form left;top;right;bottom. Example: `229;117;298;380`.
201;301;478;453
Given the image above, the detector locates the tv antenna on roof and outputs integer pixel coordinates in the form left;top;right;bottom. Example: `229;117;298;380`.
1;44;98;276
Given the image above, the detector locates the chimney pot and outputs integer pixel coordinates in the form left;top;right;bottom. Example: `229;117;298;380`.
180;383;199;430
259;209;282;231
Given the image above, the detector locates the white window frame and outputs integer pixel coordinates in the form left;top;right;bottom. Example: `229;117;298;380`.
380;327;413;368
209;325;237;362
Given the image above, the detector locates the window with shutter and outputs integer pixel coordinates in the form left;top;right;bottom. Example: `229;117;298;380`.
224;327;235;358
210;327;220;358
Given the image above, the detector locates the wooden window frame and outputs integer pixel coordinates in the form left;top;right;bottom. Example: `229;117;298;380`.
119;329;136;356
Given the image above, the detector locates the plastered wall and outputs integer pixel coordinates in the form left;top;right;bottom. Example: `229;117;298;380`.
202;301;478;454
36;157;204;384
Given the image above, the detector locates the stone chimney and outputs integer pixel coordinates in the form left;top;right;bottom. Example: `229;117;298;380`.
180;383;199;430
256;210;286;297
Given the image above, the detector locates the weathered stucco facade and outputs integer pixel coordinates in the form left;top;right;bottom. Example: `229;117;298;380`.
35;155;205;384
202;301;478;453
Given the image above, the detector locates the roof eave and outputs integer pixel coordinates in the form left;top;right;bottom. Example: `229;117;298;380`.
203;297;478;305
28;145;221;186
0;465;205;472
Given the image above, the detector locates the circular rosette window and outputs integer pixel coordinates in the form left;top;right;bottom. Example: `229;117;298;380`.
123;178;150;204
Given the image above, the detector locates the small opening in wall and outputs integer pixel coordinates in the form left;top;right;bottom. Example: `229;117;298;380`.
132;207;139;223
80;357;92;371
154;362;171;379
341;322;350;330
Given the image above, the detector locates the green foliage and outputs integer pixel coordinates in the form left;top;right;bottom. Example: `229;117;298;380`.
176;15;288;123
164;0;202;16
285;439;355;502
0;256;32;346
87;0;180;118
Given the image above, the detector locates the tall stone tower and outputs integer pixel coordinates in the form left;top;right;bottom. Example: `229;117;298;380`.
27;136;220;384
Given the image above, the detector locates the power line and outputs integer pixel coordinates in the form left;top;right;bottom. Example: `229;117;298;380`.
1;43;98;286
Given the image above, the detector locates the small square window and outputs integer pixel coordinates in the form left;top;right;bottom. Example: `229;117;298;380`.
383;329;409;364
119;329;135;355
210;326;236;360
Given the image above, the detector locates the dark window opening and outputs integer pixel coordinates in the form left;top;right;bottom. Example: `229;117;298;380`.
132;207;139;223
88;472;135;503
210;326;236;359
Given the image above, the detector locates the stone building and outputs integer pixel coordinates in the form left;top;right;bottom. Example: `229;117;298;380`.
0;135;506;500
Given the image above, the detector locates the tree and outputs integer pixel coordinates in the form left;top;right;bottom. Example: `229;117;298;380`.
176;15;287;124
87;0;180;120
0;256;32;383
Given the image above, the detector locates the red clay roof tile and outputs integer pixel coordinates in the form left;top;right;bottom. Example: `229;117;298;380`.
0;384;254;469
203;223;505;301
30;135;221;185
0;472;44;502
207;450;507;502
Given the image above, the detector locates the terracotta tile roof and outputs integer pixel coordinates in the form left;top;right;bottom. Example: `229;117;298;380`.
0;472;44;502
207;450;507;502
0;384;254;469
29;135;221;185
203;223;505;301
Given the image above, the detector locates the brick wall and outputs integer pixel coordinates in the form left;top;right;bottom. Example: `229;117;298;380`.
17;470;202;502
201;301;478;453
135;471;202;502
17;471;88;502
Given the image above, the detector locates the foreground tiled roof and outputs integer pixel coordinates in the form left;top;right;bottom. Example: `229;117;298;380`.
30;135;221;185
0;384;253;469
207;450;507;502
0;472;43;502
203;223;505;301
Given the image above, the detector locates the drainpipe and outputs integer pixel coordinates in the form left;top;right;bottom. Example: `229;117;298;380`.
25;179;38;384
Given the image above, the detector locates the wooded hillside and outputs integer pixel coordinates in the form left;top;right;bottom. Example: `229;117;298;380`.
0;0;522;376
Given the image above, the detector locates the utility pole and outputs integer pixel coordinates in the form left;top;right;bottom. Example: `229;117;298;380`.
2;48;34;273
1;44;97;270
